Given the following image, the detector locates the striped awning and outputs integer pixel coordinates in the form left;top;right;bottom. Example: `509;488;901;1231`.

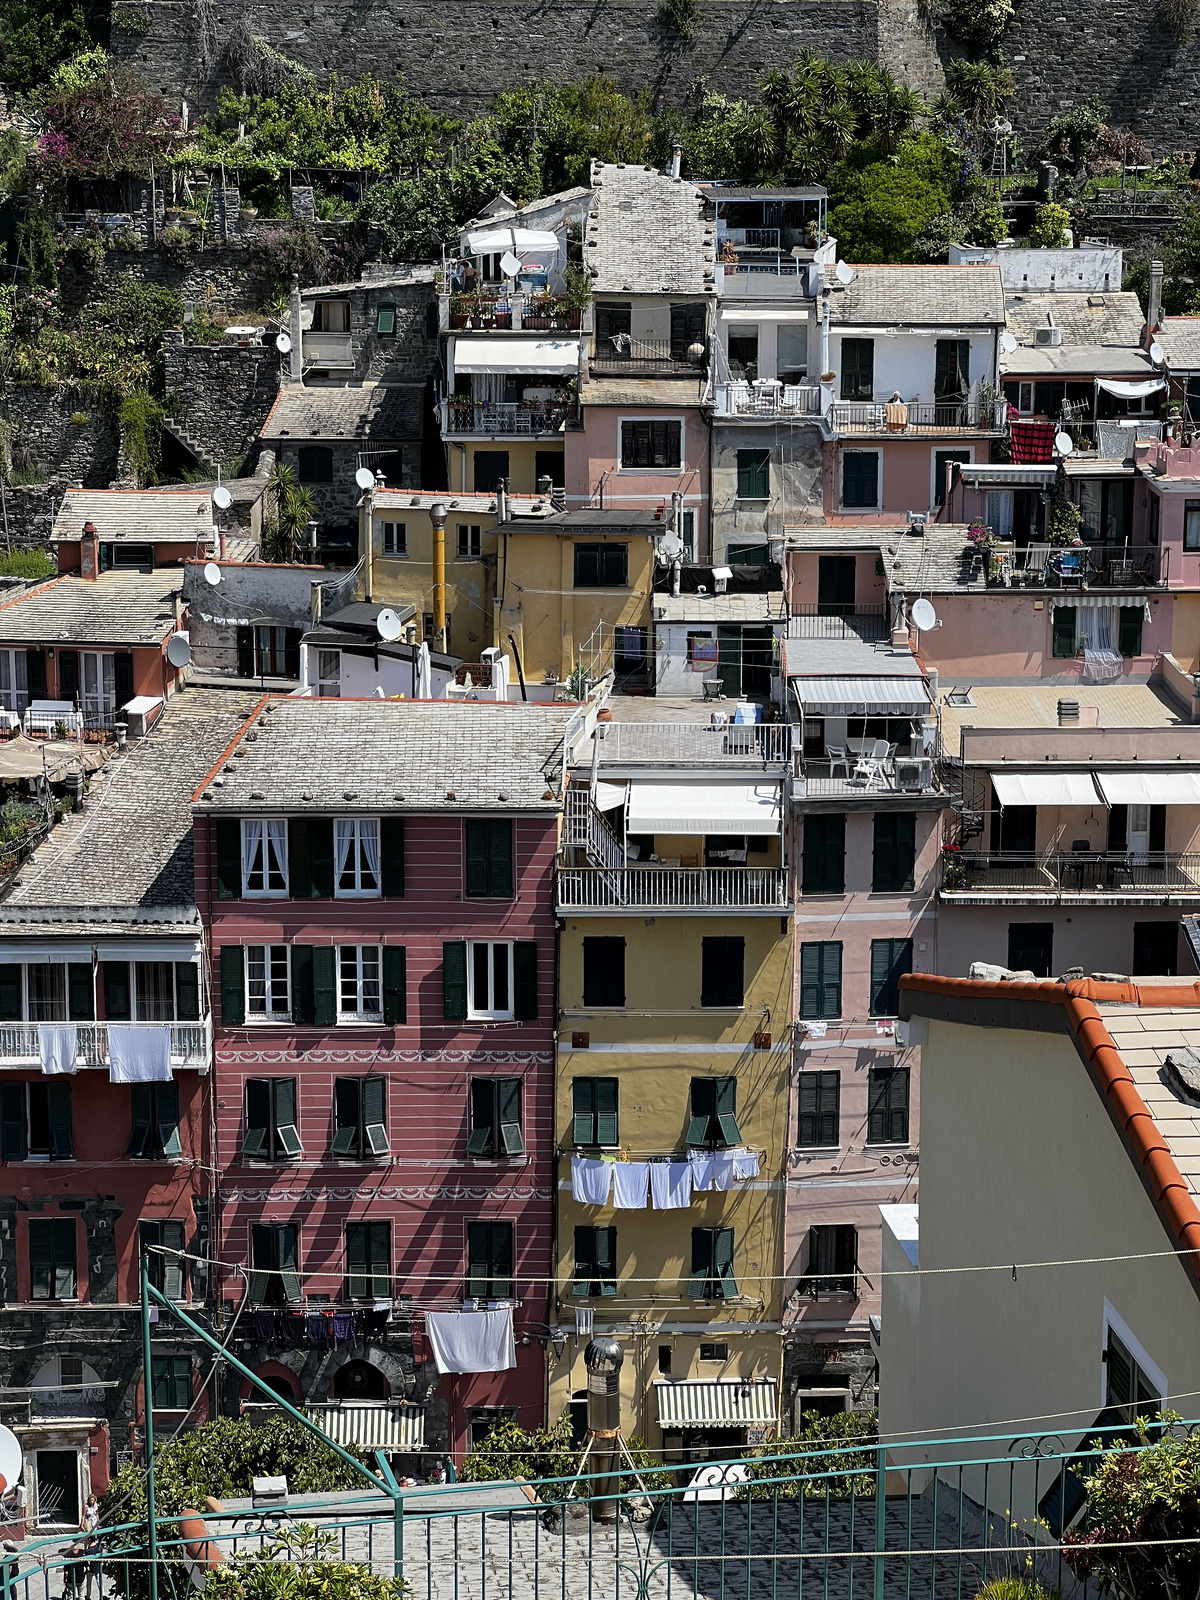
306;1404;426;1450
791;677;932;716
655;1380;778;1429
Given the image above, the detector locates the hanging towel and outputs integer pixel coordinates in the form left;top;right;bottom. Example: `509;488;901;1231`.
107;1024;172;1082
688;1152;715;1192
425;1307;515;1374
39;1024;77;1076
732;1149;760;1180
650;1160;693;1209
711;1151;738;1191
575;1306;594;1338
571;1157;613;1206
610;1162;650;1209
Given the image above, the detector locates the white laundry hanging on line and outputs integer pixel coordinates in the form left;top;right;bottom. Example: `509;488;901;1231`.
39;1024;78;1075
425;1307;515;1374
107;1025;172;1082
731;1149;760;1180
650;1161;693;1209
687;1152;715;1192
571;1157;613;1205
611;1162;650;1208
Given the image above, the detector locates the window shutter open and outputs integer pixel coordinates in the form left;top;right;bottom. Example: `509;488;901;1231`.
175;963;200;1022
1052;606;1077;659
689;1228;713;1298
312;946;336;1027
1;1082;25;1160
216;819;241;900
67;964;93;1022
687;1078;714;1147
498;1077;524;1156
715;1077;741;1146
467;1221;491;1297
332;1078;360;1156
242;1080;270;1158
102;961;131;1021
48;1079;72;1159
157;1080;181;1158
127;1084;153;1157
346;1222;368;1299
572;1079;596;1147
288;817;312;899
220;945;245;1027
382;945;407;1026
363;1076;389;1156
596;1225;617;1296
29;1219;52;1299
0;964;20;1023
595;1077;619;1146
291;947;314;1027
443;942;467;1021
715;1227;737;1298
467;1079;495;1156
380;817;405;897
161;1219;185;1300
572;1225;597;1296
513;942;538;1020
272;1078;301;1156
278;1226;300;1302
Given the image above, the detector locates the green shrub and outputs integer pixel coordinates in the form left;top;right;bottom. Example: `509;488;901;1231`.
460;1414;671;1495
1030;202;1071;248
69;411;89;426
205;1525;405;1600
69;230;105;277
0;551;56;579
658;0;697;36
741;1408;878;1499
974;1582;1059;1600
118;390;164;487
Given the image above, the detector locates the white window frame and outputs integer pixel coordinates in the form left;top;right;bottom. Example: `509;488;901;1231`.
338;944;383;1023
316;649;341;698
246;944;291;1021
0;649;29;714
382;521;407;557
334;817;381;898
81;651;116;724
456;523;483;559
1101;1298;1168;1407
617;415;686;474
241;819;288;897
930;446;974;512
467;940;515;1021
1014;381;1034;414
839;447;883;512
25;963;67;1023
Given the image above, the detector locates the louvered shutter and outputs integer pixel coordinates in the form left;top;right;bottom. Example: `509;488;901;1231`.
443;942;467;1021
272;1078;301;1156
215;819;241;899
687;1078;714;1146
363;1076;389;1156
278;1226;300;1302
26;649;46;699
595;1226;617;1297
219;946;245;1029
799;944;822;1020
513;942;538;1020
156;1080;181;1158
368;1222;390;1298
0;1082;25;1160
1052;607;1077;658
1107;1334;1133;1406
715;1077;741;1146
67;964;93;1022
312;946;336;1027
818;1073;839;1146
52;1217;76;1299
288;818;312;899
291;947;314;1026
175;963;200;1021
466;1221;491;1297
467;1079;494;1156
0;964;20;1022
161;1219;185;1300
489;822;514;898
346;1222;368;1299
102;961;130;1021
688;1228;713;1298
714;1227;737;1298
464;823;490;897
498;1077;524;1156
242;1080;270;1158
382;946;407;1026
48;1079;72;1159
595;1078;619;1146
380;817;405;897
572;1226;597;1297
798;1074;819;1146
29;1220;52;1299
572;1079;595;1147
127;1083;152;1157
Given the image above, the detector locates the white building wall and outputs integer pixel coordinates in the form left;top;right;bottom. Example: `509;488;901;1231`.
828;332;995;402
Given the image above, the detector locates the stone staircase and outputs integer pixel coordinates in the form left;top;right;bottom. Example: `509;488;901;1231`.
162;415;219;477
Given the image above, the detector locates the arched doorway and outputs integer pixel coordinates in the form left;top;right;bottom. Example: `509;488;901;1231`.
332;1360;390;1401
261;1374;298;1401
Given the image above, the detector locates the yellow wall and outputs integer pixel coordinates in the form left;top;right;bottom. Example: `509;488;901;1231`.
366;509;499;657
1171;593;1200;671
499;532;654;682
447;441;565;496
549;912;793;1448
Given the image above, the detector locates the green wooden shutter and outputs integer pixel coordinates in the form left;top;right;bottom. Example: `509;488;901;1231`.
797;1073;819;1146
489;821;514;897
821;944;842;1017
382;946;407;1026
346;1222;368;1298
572;1079;595;1147
687;1078;714;1146
595;1078;619;1146
174;963;200;1022
715;1077;742;1146
1;1082;25;1160
220;946;245;1027
467;1079;495;1156
161;1219;185;1300
272;1078;301;1156
688;1228;713;1298
291;947;315;1027
443;942;468;1021
216;819;241;899
498;1077;524;1156
127;1083;152;1157
874;813;916;892
572;1225;597;1296
368;1221;390;1298
310;818;334;898
1119;606;1143;658
102;961;131;1021
26;649;46;699
380;817;405;897
288;818;312;899
467;1221;491;1297
595;1225;617;1296
737;449;770;500
799;943;822;1020
332;1078;360;1155
67;964;94;1022
819;1072;840;1146
513;942;538;1020
278;1226;300;1301
156;1080;181;1158
714;1227;737;1298
29;1219;52;1299
1052;606;1077;658
363;1076;389;1156
465;822;490;897
869;941;892;1017
0;964;20;1022
48;1079;72;1158
242;1080;270;1158
312;946;337;1026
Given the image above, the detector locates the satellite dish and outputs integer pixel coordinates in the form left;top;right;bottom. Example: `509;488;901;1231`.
376;608;403;642
212;486;232;510
499;250;522;278
659;534;684;560
834;260;854;286
355;466;377;492
1055;431;1075;455
166;632;192;668
999;331;1018;354
275;331;292;354
0;1423;22;1495
203;562;222;586
911;597;938;632
1150;341;1165;366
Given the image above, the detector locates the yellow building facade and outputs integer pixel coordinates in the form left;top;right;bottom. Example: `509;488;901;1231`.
549;720;794;1458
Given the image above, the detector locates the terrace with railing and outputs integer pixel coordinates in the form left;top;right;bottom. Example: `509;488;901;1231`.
0;1018;211;1070
942;850;1200;897
788;605;889;641
440;396;576;437
589;337;708;377
713;381;822;420
992;542;1167;589
830;397;1008;436
590;719;792;767
557;862;790;912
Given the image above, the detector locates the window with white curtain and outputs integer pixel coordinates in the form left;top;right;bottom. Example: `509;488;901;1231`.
0;650;29;713
338;946;382;1021
242;819;288;895
985;490;1014;541
335;818;381;896
26;964;66;1022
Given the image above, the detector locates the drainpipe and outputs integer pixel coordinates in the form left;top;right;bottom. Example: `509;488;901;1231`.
820;295;830;380
361;484;375;602
288;276;303;382
431;498;448;652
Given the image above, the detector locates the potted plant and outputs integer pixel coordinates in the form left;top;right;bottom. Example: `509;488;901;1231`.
941;844;967;890
449;293;470;329
561;265;591;329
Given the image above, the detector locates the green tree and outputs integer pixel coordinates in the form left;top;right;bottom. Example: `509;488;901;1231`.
1030;201;1071;248
265;462;317;562
828;134;957;262
0;0;107;99
943;59;1015;124
204;1525;405;1600
740;1408;878;1500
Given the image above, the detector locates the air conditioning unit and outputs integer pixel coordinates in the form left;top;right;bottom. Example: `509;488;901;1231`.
894;757;933;791
905;510;928;535
1034;326;1063;347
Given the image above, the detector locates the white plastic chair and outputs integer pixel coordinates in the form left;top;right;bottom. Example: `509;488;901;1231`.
827;745;852;778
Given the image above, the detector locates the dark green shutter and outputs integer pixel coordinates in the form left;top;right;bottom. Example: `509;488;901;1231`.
288;818;312;899
1052;607;1077;658
27;649;46;699
443;942;467;1021
380;817;405;897
1;1082;25;1160
804;814;845;894
48;1079;72;1158
1119;606;1143;658
737;449;770;500
467;1221;491;1297
870;941;892;1017
513;942;538;1020
869;1067;909;1144
127;1083;152;1157
174;963;200;1021
332;1078;359;1156
873;813;915;893
312;946;336;1026
310;818;334;898
687;1078;714;1147
59;650;79;704
114;652;133;706
291;947;315;1026
800;942;842;1020
272;1078;300;1156
382;946;407;1026
346;1222;367;1298
595;1225;617;1296
157;1080;181;1158
467;1079;494;1156
220;946;245;1026
798;1071;839;1147
489;821;514;897
242;1080;270;1158
369;1221;391;1297
465;822;490;897
498;1077;524;1156
572;1080;595;1146
102;961;130;1021
29;1219;52;1299
161;1219;185;1300
278;1226;300;1301
216;819;241;899
0;964;20;1022
715;1077;742;1146
236;626;254;677
689;1228;713;1298
572;1226;597;1296
67;964;94;1022
595;1078;618;1146
363;1076;389;1156
715;1227;737;1297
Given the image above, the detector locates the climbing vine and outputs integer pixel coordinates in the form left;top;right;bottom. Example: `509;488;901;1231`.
117;389;164;486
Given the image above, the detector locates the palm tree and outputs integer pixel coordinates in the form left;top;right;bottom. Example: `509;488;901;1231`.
944;60;1015;125
265;461;317;563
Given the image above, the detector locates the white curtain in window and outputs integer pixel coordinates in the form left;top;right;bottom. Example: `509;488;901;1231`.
266;820;288;884
335;819;354;882
360;819;381;887
242;819;263;885
985;491;1014;540
1084;606;1123;682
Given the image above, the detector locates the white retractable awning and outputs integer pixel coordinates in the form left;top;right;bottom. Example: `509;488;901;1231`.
593;780;628;811
626;781;782;835
1097;378;1167;400
792;677;932;716
991;771;1102;807
656;1380;778;1429
719;308;809;322
1066;594;1153;620
307;1404;425;1450
452;337;580;375
1095;771;1200;806
465;227;560;254
0;939;201;963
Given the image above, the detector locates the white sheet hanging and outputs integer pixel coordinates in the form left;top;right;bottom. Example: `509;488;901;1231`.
425;1308;515;1374
39;1025;77;1076
1096;378;1166;399
108;1025;172;1082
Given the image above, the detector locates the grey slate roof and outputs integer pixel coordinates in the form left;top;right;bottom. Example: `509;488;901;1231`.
781;635;925;677
495;509;663;537
4;686;261;916
195;698;577;814
0;571;183;646
881;526;986;594
301;269;438;295
579;377;706;407
826;266;1004;327
1004;290;1145;349
1000;344;1156;378
51;488;213;544
585;163;717;297
653;592;787;623
1157;317;1200;372
261;385;425;442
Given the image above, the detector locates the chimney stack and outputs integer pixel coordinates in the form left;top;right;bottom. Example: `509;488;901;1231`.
79;521;99;581
669;143;682;181
1148;259;1164;335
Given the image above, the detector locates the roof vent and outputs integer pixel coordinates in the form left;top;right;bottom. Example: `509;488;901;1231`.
1057;698;1079;723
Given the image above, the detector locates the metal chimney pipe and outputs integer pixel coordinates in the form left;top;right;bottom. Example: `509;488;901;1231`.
669;143;682;180
1148;259;1164;334
430;499;448;653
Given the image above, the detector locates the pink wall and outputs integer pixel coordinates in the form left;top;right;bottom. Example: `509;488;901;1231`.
787;551;888;613
198;812;559;1455
938;903;1190;978
566;404;711;547
823;439;985;519
914;591;1171;680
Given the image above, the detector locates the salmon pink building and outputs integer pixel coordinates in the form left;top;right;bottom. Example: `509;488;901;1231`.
194;696;581;1462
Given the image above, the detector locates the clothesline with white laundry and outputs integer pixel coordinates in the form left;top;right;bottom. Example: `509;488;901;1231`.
571;1149;761;1208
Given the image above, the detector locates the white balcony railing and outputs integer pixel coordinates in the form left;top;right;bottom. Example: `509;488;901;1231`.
0;1019;211;1070
593;721;791;766
557;866;790;912
714;382;822;420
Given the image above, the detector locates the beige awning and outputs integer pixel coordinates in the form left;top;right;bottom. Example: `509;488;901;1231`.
991;771;1102;808
626;781;782;835
0;737;107;782
1095;771;1200;806
306;1404;425;1450
656;1380;778;1429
